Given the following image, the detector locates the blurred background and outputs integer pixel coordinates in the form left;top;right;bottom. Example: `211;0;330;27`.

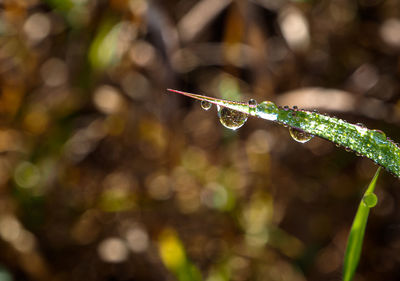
0;0;400;280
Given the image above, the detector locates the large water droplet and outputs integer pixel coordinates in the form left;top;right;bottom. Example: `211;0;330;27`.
362;193;378;208
201;100;212;111
289;127;313;143
217;106;248;130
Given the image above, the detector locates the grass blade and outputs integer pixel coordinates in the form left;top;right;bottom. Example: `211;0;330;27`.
343;167;381;281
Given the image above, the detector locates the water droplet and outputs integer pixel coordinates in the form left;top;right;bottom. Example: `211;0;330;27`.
248;99;257;108
345;147;352;152
356;122;365;128
201;100;212;111
372;129;386;138
293;105;298;110
283;105;289;111
217;106;248;130
248;99;257;115
362;193;378;208
289;127;313;143
256;101;279;121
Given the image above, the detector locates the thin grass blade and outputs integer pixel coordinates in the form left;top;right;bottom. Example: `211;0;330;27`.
343;167;381;281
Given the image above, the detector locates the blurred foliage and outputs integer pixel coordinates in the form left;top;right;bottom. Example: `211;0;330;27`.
0;0;400;280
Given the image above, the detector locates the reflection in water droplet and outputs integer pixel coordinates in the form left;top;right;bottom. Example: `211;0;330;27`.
356;122;365;128
289;127;313;143
201;100;212;111
362;193;378;208
217;106;248;130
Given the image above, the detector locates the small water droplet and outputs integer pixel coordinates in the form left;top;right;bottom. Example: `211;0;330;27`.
248;99;257;115
217;106;248;130
362;193;378;208
356;122;365;128
248;99;257;108
283;105;289;111
257;101;279;121
372;129;386;138
313;109;318;113
345;147;352;152
201;100;212;111
289;127;313;143
293;105;298;110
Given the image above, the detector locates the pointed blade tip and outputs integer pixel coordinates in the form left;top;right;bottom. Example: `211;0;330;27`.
167;88;184;94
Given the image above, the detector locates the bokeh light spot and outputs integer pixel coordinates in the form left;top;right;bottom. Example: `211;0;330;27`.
125;226;149;253
98;237;129;263
14;161;41;189
23;13;51;43
93;85;124;114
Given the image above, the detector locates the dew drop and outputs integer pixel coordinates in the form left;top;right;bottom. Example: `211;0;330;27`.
283;105;289;111
372;129;386;138
248;99;257;108
356;122;365;128
362;193;378;208
289;127;313;143
293;105;298;110
217;106;248;130
201;100;212;111
248;99;257;115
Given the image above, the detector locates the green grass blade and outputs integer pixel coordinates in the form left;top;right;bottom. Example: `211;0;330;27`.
167;89;400;178
343;167;381;281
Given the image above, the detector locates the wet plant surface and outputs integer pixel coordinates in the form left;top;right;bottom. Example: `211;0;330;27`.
0;1;400;281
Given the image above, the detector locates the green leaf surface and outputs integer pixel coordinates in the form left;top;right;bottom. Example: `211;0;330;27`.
342;167;381;281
